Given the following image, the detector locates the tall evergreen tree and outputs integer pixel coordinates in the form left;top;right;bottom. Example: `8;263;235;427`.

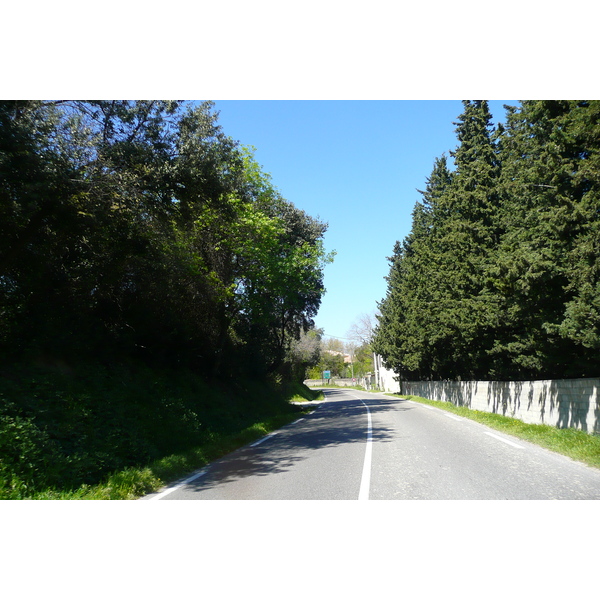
390;101;504;380
373;155;455;379
377;99;600;382
492;100;600;378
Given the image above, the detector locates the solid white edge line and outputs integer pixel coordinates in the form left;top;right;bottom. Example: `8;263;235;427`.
250;432;277;447
150;467;209;501
251;414;306;447
484;431;524;449
358;400;373;501
150;415;305;500
444;413;463;421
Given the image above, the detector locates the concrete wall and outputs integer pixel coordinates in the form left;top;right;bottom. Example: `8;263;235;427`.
374;358;600;432
403;378;600;433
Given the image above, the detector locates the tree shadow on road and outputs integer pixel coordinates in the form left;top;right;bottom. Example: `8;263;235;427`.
185;392;411;493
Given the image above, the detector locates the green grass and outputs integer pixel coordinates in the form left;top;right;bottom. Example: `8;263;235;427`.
27;409;315;499
285;382;325;403
0;361;319;500
396;394;600;470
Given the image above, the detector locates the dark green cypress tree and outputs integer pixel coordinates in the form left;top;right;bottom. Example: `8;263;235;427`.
376;102;506;381
556;101;600;364
375;99;600;382
374;156;455;380
428;101;503;379
493;100;600;378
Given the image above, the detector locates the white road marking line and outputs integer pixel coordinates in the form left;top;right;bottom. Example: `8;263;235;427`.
358;400;373;501
151;417;302;500
422;405;436;410
150;468;208;501
443;413;463;421
250;432;277;447
484;431;524;449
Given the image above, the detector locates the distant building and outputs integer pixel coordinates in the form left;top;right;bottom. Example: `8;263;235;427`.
324;350;353;363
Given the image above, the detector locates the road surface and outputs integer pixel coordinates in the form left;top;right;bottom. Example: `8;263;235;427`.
143;388;600;500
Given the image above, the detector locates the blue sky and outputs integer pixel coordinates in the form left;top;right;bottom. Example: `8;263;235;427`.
213;100;515;342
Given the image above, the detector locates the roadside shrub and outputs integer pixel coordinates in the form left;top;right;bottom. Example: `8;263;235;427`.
0;411;62;497
0;361;305;498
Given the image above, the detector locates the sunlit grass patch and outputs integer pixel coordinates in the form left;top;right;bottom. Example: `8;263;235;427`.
283;381;325;403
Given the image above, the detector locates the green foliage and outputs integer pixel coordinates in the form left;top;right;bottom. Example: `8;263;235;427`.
0;362;310;499
374;100;600;381
0;100;331;498
278;380;324;403
0;101;331;377
320;351;346;377
280;329;324;382
0;412;61;497
306;339;373;380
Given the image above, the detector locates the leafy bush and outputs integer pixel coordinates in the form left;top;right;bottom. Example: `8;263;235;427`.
0;411;62;498
0;362;305;499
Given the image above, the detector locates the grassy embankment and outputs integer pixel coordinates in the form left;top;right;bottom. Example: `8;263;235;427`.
396;393;600;469
0;362;322;500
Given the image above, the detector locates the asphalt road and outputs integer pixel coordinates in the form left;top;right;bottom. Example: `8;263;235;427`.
143;387;600;500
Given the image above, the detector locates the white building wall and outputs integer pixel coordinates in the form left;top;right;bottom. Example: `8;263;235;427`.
374;354;401;393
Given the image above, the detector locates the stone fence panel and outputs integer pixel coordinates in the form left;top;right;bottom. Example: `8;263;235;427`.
402;378;600;433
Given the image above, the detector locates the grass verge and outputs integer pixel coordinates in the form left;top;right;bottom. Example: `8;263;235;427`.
0;361;320;500
286;382;325;403
397;394;600;470
29;408;315;499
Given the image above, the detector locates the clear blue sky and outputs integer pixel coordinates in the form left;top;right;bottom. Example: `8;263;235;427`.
213;100;515;342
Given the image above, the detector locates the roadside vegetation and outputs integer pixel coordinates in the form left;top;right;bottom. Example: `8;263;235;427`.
307;336;374;381
0;363;322;499
287;382;325;403
374;101;600;382
0;101;329;500
398;394;600;469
